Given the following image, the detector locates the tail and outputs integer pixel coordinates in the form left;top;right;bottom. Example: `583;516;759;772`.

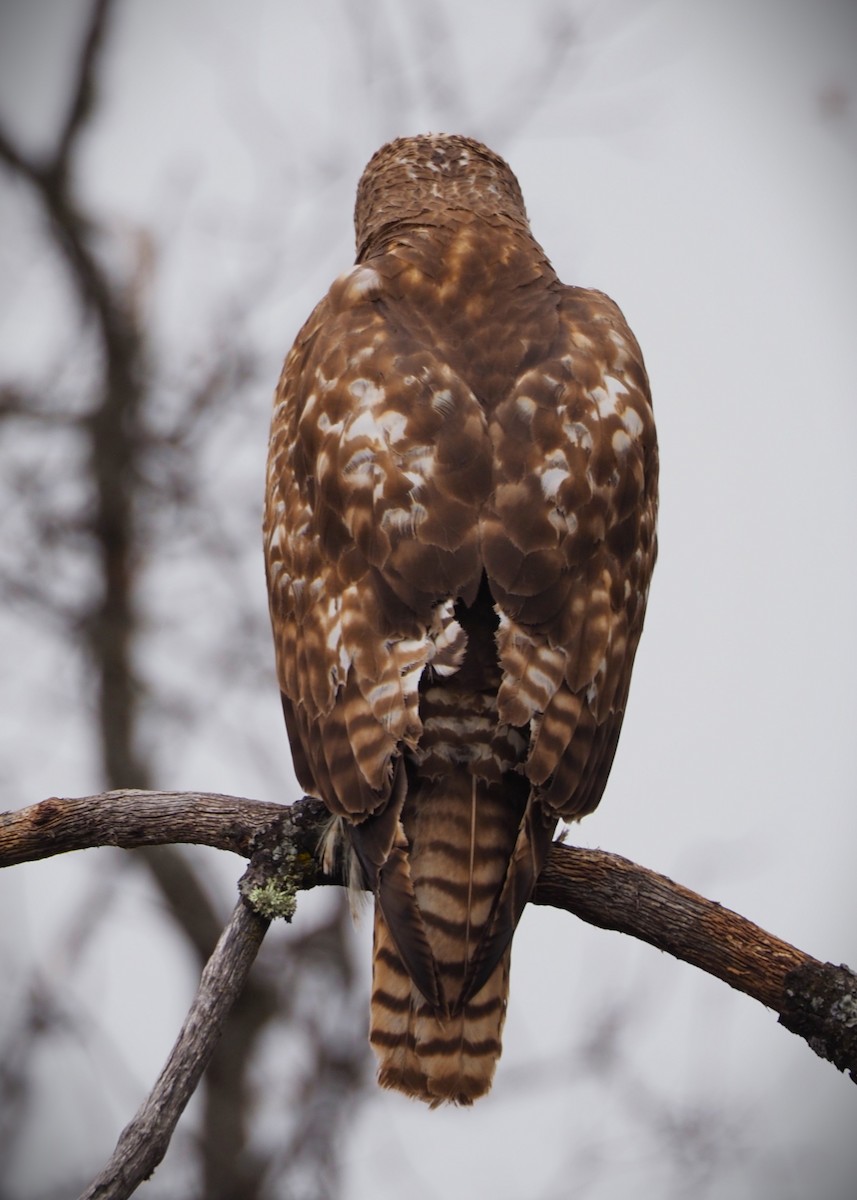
370;905;510;1105
361;769;551;1105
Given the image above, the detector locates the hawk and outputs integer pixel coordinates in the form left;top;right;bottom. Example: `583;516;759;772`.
264;133;658;1105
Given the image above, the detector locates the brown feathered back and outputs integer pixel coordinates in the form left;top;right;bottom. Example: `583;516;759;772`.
264;133;658;1104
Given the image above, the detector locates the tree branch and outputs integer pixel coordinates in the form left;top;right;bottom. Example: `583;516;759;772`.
78;897;270;1200
0;119;40;183
532;844;809;1010
0;791;286;865
54;0;116;176
532;845;857;1081
3;789;855;1089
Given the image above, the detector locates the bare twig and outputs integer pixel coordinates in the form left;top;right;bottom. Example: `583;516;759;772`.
3;789;856;1087
78;898;270;1200
54;0;116;176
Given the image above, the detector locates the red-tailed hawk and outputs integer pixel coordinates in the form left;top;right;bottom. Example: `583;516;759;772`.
264;133;658;1105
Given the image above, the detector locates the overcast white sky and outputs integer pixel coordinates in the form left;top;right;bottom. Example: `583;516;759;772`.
1;1;856;1198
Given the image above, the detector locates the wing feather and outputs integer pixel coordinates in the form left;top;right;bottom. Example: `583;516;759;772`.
485;286;658;818
264;268;494;821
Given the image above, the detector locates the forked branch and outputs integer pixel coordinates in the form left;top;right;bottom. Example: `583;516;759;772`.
79;899;269;1200
1;789;854;1200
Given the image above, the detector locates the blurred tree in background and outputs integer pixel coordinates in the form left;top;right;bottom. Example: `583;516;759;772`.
0;2;371;1195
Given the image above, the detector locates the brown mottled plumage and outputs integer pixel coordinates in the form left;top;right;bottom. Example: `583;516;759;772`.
264;134;658;1105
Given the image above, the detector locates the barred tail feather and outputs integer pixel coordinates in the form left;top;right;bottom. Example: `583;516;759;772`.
370;905;509;1106
366;770;529;1104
